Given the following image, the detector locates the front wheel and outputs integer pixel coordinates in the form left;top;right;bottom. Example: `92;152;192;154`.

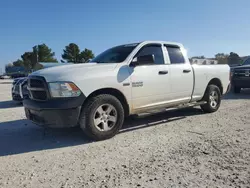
200;85;221;113
79;94;125;141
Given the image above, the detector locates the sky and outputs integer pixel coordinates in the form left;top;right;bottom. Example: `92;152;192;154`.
0;0;250;72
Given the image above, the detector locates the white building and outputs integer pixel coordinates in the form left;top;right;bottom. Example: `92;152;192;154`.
190;58;218;65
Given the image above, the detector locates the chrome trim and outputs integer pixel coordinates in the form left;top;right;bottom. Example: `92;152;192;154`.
27;86;46;91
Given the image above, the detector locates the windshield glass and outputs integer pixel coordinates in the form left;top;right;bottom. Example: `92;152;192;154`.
90;43;139;63
243;58;250;65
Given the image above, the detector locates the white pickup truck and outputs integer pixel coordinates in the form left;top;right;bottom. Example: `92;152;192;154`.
23;41;231;140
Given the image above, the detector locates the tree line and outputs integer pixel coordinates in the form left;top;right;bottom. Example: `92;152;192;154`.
191;52;244;65
6;44;246;73
5;43;95;72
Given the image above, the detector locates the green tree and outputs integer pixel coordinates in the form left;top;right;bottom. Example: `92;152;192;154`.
33;63;44;70
21;52;31;70
227;52;242;65
61;43;81;63
20;44;57;72
79;48;95;63
33;44;57;63
215;53;229;64
21;52;36;71
12;59;24;67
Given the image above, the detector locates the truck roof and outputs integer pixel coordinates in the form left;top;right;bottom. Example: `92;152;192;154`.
113;41;184;49
140;40;184;48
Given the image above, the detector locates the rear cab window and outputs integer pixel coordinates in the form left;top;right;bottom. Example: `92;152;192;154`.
165;45;185;64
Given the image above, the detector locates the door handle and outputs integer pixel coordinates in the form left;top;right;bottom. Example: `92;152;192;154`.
183;69;191;73
158;71;168;75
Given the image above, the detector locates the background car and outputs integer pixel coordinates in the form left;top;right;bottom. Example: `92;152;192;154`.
231;57;250;93
11;77;27;102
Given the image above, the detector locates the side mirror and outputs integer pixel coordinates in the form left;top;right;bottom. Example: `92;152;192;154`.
130;54;155;67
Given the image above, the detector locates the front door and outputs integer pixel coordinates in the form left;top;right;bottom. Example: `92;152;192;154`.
128;44;171;112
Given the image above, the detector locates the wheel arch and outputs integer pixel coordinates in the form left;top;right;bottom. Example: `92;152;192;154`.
83;88;130;117
206;78;223;95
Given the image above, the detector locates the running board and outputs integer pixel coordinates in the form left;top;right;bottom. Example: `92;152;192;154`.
137;101;207;117
167;101;207;110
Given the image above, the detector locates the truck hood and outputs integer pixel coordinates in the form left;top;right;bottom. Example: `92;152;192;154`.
30;63;118;82
231;65;250;70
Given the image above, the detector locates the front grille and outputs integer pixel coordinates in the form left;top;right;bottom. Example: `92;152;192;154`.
234;69;250;77
30;79;44;88
13;80;18;85
28;77;49;101
14;84;20;93
22;81;29;99
32;91;47;100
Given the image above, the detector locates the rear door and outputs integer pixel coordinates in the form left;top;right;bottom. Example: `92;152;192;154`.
164;45;193;102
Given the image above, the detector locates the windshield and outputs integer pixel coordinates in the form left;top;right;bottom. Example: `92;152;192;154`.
90;43;139;63
243;58;250;65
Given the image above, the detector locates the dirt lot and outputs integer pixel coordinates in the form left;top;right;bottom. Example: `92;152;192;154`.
0;80;249;188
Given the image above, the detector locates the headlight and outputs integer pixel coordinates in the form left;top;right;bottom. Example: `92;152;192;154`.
48;82;81;98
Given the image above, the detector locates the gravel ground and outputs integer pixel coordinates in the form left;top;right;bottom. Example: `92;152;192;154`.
0;80;249;188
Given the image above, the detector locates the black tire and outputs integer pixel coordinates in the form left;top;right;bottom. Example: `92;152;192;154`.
233;86;241;94
200;85;221;113
79;94;124;141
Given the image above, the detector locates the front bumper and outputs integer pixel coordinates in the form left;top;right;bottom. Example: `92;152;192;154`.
232;77;250;88
24;107;81;128
12;92;22;101
23;95;86;128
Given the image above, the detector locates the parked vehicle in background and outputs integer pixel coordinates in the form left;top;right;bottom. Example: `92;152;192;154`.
231;57;250;93
11;62;73;102
12;77;28;102
5;66;28;78
23;41;231;140
0;75;11;79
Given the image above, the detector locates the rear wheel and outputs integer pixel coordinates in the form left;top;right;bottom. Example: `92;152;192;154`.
233;86;241;94
79;94;124;141
200;85;221;113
